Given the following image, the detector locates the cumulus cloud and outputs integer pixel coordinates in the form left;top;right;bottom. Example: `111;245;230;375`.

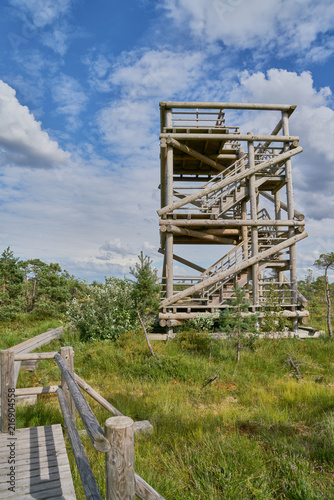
226;69;334;220
97;100;157;156
162;0;334;61
95;49;206;156
0;80;69;168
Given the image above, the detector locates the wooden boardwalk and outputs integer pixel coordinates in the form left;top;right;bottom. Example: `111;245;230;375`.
0;424;76;499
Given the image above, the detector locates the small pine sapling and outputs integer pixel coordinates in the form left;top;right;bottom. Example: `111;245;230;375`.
219;284;258;362
129;252;161;331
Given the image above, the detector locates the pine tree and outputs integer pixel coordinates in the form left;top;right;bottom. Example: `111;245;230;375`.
0;247;24;318
129;252;161;329
219;284;258;362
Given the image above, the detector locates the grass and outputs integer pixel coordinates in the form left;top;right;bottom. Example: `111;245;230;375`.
1;322;334;499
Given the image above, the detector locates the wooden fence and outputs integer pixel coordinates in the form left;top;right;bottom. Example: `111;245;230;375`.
0;342;164;500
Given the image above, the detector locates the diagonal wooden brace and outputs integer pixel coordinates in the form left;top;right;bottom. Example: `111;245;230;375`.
160;230;308;308
157;146;302;216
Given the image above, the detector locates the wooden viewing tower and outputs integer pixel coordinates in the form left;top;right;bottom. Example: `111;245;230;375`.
157;101;308;332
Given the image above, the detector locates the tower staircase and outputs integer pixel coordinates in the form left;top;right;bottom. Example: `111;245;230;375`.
158;102;308;327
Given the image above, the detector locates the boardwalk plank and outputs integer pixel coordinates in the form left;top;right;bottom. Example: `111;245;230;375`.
0;424;76;500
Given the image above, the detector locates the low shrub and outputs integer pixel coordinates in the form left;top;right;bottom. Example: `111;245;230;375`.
66;277;136;341
176;329;211;355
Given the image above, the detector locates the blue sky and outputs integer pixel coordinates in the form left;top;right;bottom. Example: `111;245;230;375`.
0;0;334;281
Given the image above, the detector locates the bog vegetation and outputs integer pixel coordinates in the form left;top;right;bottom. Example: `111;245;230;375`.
0;247;334;499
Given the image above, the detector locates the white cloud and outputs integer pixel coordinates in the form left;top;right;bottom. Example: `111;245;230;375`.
52;74;88;129
85;48;205;97
162;0;334;60
110;49;205;98
41;28;70;56
98;100;157;156
9;0;73;28
0;155;160;280
0;80;69;167
95;48;206;157
221;68;334;275
236;69;332;106
228;70;334;210
82;52;112;92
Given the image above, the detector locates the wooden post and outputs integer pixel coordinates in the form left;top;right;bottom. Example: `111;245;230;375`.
274;190;284;284
60;347;76;422
282;111;298;331
248;136;259;309
105;416;135;500
1;350;15;433
166;133;174;337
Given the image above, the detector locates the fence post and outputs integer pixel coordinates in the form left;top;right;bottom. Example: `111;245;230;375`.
60;346;76;422
1;350;15;433
105;416;135;500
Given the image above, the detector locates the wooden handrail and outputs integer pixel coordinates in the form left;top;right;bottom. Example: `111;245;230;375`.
1;342;165;499
74;373;153;434
14;352;57;360
54;352;111;453
57;387;103;500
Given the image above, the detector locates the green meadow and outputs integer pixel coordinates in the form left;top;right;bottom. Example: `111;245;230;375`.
2;319;334;500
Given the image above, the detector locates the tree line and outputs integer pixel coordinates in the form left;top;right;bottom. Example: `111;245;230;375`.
0;246;333;339
0;247;85;321
0;247;161;335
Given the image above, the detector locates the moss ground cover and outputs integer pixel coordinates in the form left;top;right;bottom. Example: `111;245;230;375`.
2;322;334;499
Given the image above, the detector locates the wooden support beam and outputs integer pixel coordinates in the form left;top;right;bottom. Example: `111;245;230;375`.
166;234;173;298
135;474;166;500
15;386;60;396
282;111;299;328
158;146;302;215
160;133;299;143
167;137;224;171
158;248;205;273
1;350;15;433
75;373;122;417
160;231;307;308
55;352;111;453
14;352;57;361
274;190;284;284
160;101;296;113
166;143;174;304
159;219;305;227
173;190;201;207
57;387;103;500
261;119;283;148
74;374;153;435
248;137;259;307
165;225;237;244
159;309;309;320
8;327;63;354
260;191;304;220
9;327;63;388
160;139;167;210
105;417;135;500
